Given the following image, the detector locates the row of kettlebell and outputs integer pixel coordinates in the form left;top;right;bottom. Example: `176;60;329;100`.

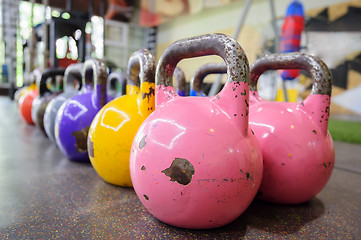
16;56;191;162
17;33;334;230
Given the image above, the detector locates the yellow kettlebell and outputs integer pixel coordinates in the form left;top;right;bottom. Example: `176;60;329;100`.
88;49;155;187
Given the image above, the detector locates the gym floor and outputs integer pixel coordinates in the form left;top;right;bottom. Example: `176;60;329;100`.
0;96;360;239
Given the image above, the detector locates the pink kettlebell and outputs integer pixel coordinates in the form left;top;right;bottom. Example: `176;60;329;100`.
249;52;335;204
129;33;263;229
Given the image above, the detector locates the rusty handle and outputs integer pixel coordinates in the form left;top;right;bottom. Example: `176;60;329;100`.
156;33;249;88
82;59;108;107
250;53;332;96
173;67;186;94
63;63;83;93
107;71;127;96
39;68;65;97
190;63;227;93
126;49;156;87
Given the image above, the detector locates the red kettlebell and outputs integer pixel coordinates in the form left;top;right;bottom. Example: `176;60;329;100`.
18;69;42;124
249;52;335;204
129;33;263;229
19;88;39;125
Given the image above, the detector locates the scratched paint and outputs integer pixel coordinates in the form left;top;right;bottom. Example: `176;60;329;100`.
161;158;195;185
139;135;147;149
72;126;90;152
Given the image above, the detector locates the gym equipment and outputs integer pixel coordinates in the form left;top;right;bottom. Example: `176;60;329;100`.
174;67;186;96
88;49;155;186
55;59;112;162
107;71;127;98
190;63;226;96
31;68;65;134
44;63;83;143
249;52;334;204
129;33;263;229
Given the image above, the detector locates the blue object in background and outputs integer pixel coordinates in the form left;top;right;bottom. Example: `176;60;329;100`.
279;0;305;80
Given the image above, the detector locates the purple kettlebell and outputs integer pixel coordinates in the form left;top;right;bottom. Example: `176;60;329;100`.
54;59;112;162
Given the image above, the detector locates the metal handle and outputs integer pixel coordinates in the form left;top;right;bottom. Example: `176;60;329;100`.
155;33;250;136
173;67;186;96
250;52;333;135
190;63;227;93
82;59;108;107
126;49;156;114
39;68;65;97
156;33;249;88
250;53;332;96
127;49;155;87
63;63;83;93
107;71;127;96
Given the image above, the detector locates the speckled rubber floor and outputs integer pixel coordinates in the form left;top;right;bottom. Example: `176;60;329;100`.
0;97;360;239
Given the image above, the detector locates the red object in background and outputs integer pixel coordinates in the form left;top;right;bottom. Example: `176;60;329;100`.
139;8;161;27
58;58;78;69
58;43;78;68
58;41;78;69
279;0;304;80
18;89;39;125
105;0;132;20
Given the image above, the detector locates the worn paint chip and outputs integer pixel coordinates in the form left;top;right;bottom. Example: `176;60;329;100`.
143;194;149;201
72;126;90;152
142;86;155;102
161;158;195;185
139;135;147;149
141;165;146;171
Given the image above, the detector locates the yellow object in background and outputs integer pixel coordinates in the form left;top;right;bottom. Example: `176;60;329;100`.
14;83;37;104
276;87;299;102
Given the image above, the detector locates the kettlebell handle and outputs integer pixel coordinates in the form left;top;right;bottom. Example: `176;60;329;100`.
82;59;108;107
156;33;250;136
39;68;65;97
125;49;155;114
191;63;227;93
127;49;155;87
250;53;332;96
63;63;83;93
250;53;333;135
156;33;249;88
173;67;186;96
107;72;127;96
